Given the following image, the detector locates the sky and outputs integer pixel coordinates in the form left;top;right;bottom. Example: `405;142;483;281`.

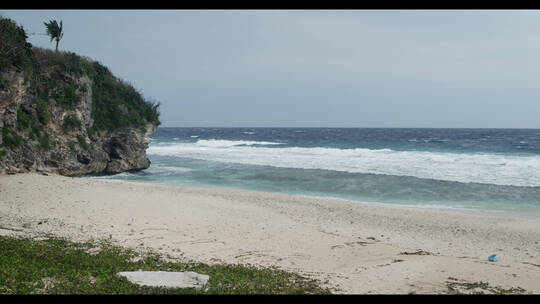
2;9;540;128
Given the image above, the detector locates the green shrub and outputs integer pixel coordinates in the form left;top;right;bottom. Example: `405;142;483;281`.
79;83;88;93
37;83;49;101
38;132;50;149
36;100;50;125
90;67;160;131
17;108;30;130
0;74;7;90
1;127;23;149
62;114;82;131
77;134;89;150
55;83;79;108
29;117;42;141
0;17;37;75
87;127;96;138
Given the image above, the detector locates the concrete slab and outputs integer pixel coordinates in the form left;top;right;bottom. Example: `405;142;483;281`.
116;271;209;289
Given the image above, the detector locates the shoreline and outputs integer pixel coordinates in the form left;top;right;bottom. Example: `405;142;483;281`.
89;175;540;223
1;173;540;294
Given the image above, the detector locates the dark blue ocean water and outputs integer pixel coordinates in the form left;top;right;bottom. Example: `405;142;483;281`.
96;128;540;219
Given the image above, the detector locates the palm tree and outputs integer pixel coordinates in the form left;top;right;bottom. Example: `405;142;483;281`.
44;19;63;52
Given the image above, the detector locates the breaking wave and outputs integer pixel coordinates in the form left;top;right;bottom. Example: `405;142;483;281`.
147;139;540;187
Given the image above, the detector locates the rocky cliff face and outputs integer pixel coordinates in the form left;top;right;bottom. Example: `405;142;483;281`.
0;67;157;176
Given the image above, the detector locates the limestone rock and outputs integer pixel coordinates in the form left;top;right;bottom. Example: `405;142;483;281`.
0;68;157;177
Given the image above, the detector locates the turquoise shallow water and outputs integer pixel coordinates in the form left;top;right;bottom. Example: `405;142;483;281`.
93;128;540;221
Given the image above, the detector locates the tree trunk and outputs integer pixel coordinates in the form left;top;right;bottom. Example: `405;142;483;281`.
55;39;59;52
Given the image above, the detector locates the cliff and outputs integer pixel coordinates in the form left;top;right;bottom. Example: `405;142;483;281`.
0;17;160;176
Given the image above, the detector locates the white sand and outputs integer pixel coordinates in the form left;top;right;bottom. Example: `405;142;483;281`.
1;173;539;294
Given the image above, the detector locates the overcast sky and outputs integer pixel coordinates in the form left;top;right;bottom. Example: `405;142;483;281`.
3;9;540;128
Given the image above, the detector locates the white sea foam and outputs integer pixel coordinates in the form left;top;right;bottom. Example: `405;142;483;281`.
191;139;283;148
149;165;193;174
147;140;540;187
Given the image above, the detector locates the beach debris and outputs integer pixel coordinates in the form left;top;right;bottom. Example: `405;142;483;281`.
85;246;102;255
129;256;143;263
522;262;540;268
116;271;209;289
0;226;24;232
445;277;526;294
488;254;499;262
399;250;432;256
33;237;50;241
37;219;48;225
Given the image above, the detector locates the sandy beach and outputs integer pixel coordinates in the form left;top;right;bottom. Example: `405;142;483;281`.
1;173;539;294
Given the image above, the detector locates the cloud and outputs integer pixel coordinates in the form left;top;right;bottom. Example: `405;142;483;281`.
3;9;540;127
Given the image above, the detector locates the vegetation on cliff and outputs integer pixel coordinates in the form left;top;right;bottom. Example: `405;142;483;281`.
31;47;161;132
0;15;160;137
0;16;160;174
0;16;38;84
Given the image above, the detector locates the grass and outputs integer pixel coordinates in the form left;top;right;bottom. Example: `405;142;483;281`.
0;236;332;295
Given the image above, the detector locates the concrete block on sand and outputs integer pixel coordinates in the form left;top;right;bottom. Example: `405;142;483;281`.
116;271;209;289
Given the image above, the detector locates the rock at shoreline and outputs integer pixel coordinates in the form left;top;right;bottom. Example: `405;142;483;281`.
0;16;159;176
0;68;156;176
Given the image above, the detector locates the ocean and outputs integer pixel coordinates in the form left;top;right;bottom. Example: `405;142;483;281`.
95;127;540;220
